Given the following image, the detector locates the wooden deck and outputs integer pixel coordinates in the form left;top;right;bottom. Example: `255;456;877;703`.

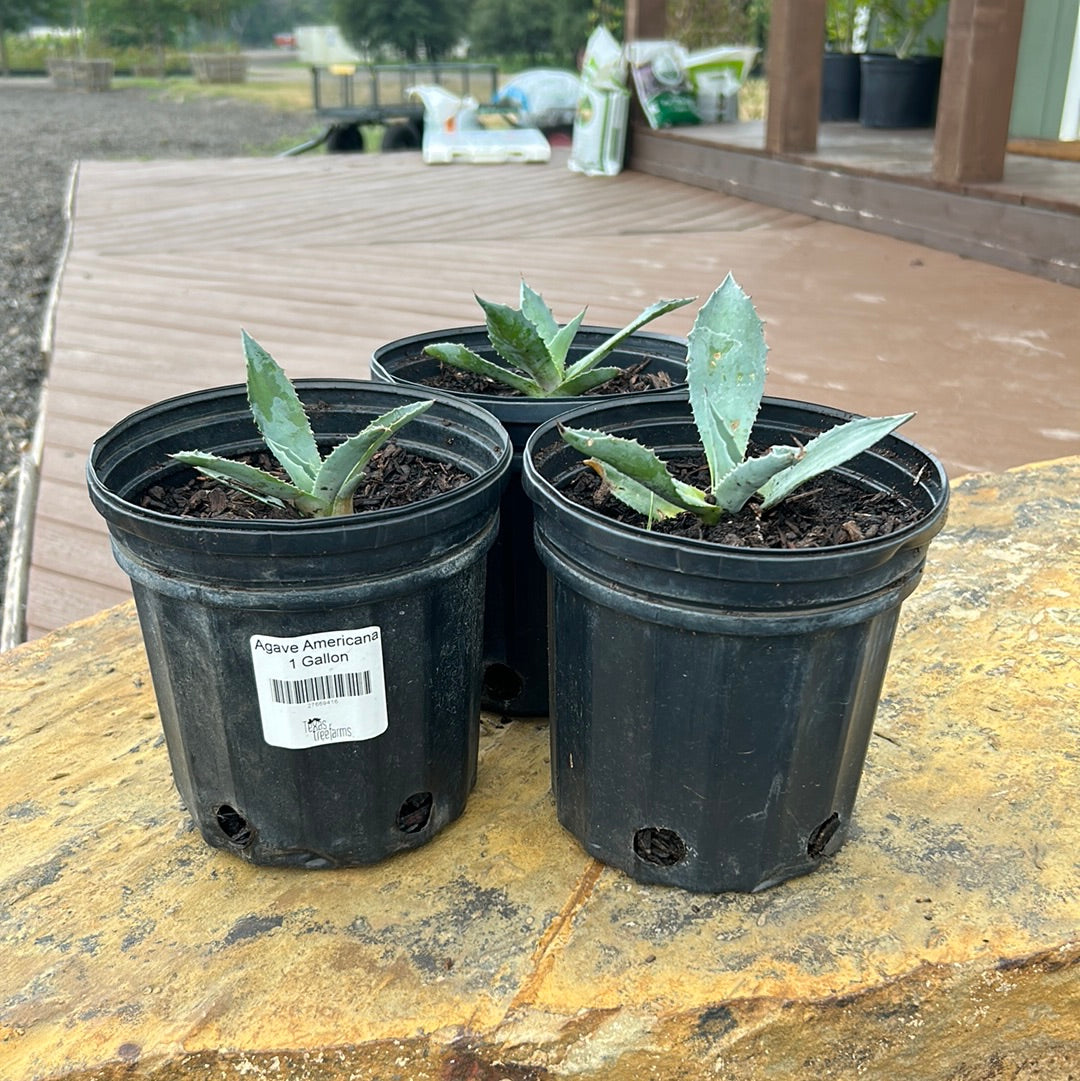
630;121;1080;286
18;147;1080;641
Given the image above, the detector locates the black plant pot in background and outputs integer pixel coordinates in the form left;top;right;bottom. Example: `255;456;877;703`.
821;52;862;121
88;381;511;868
859;53;942;128
371;326;687;718
523;394;949;893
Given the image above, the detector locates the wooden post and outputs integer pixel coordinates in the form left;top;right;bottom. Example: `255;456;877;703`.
625;0;667;42
933;0;1027;183
765;0;828;154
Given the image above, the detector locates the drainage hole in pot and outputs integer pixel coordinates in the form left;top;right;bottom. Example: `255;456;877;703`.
214;804;254;848
633;827;687;866
483;663;524;704
807;812;841;859
396;792;433;833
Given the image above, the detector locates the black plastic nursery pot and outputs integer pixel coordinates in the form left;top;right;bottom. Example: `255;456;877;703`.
371;325;687;718
87;380;511;868
859;53;942;129
821;51;862;122
522;394;949;893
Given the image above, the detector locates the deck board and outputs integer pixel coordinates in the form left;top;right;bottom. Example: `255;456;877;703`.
631;123;1080;284
25;148;1080;640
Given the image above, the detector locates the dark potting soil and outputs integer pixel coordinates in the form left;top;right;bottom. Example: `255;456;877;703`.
139;443;471;521
564;453;924;549
419;359;675;397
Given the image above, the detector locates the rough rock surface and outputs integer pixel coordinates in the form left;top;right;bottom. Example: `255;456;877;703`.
1;457;1077;1079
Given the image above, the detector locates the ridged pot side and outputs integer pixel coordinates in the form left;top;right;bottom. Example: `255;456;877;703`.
523;393;949;892
88;380;512;868
372;326;688;717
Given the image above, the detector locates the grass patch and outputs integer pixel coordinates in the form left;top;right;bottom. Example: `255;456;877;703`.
127;75;315;114
739;77;767;122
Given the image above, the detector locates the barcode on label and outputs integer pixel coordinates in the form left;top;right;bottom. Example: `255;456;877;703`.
269;670;372;705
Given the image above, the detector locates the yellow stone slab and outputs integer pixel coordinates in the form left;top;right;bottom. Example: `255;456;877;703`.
2;458;1078;1080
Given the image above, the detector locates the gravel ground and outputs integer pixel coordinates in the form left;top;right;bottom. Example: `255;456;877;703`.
0;77;315;610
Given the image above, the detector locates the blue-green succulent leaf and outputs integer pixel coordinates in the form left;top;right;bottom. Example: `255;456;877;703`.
519;280;561;345
423;342;540;397
553;366;622;397
564;297;695;380
315;400;435;516
169;450;323;515
560;425;712;517
586;460;685;523
242;330;320;490
757;412;914;510
686;276;767;488
712;445;802;513
546;308;587;371
476;294;561;391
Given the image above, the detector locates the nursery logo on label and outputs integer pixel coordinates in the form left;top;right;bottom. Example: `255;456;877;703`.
305;717;355;743
249;627;388;750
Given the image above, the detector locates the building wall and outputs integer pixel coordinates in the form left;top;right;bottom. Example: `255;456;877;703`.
1009;0;1080;139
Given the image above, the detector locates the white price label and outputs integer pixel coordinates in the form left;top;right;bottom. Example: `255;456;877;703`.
249;627;388;749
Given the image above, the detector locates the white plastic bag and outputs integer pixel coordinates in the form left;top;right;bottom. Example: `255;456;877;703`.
496;69;581;129
626;40;701;129
684;45;759;123
408;85;480;134
569;26;631;177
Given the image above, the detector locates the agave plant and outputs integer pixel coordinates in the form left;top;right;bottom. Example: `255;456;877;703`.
422;280;694;398
171;331;433;518
560;275;913;527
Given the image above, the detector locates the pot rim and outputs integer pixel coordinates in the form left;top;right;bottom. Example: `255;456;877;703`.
88;377;512;536
522;391;950;564
371;323;689;406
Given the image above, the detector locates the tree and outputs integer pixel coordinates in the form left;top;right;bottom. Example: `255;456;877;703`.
85;0;189;51
78;0;258;52
333;0;465;61
468;0;592;67
668;0;752;51
469;0;553;64
233;0;334;46
587;0;622;40
551;0;593;65
0;0;67;75
185;0;258;43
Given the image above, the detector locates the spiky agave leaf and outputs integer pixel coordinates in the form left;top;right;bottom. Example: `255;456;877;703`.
519;280;561;345
168;450;323;515
554;366;623;397
711;445;802;514
757;412;914;510
314;400;435;516
242;330;321;490
685;275;767;490
560;425;712;518
563;296;695;381
423;342;540;396
477;294;562;392
518;281;588;373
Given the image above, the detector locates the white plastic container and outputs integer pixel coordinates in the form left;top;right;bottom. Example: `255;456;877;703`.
422;128;551;165
684;45;759;124
410;84;551;165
